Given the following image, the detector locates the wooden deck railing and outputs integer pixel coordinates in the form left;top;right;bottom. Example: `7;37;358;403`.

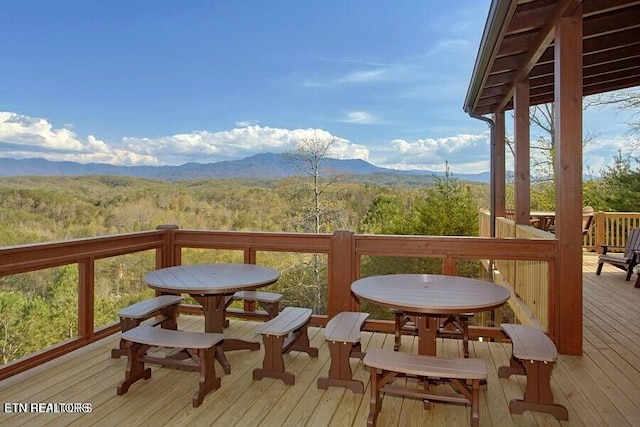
478;211;553;330
482;209;640;251
0;226;557;380
588;211;640;251
478;209;640;335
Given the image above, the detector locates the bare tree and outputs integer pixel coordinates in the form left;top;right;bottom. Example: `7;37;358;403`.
506;103;596;183
286;131;344;233
284;131;344;313
586;88;640;153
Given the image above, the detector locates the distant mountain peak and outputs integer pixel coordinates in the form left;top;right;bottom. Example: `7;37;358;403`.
0;154;491;182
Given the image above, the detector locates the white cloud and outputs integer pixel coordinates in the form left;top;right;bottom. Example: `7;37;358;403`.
341;111;380;125
235;120;260;127
429;39;470;55
0;111;497;173
123;125;369;164
0;113;147;165
0;112;373;166
0;112;159;165
372;132;490;173
336;69;388;84
0;112;84;151
582;134;636;175
302;65;398;88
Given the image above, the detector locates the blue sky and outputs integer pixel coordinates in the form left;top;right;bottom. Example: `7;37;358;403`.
1;1;635;175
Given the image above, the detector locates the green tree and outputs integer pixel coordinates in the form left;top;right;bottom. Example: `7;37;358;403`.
413;167;479;237
0;292;29;364
358;193;416;235
600;151;640;211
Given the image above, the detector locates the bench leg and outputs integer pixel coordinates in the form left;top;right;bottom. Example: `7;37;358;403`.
253;335;296;384
160;304;179;330
192;347;221;408
367;367;382;427
497;355;525;378
510;399;569;421
225;297;280;324
112;304;180;359
449;378;481;427
471;379;480;427
462;323;470;358
112;318;142;359
245;299;280;319
501;358;568;421
287;323;319;358
117;341;152;395
509;361;568;420
393;312;403;351
260;301;280;320
317;341;364;393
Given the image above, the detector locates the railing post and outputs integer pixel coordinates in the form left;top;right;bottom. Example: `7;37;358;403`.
245;248;257;264
328;230;355;317
78;258;94;339
443;256;456;275
156;224;179;268
595;212;604;253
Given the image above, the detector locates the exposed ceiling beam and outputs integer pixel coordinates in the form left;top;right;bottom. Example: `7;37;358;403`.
495;0;583;113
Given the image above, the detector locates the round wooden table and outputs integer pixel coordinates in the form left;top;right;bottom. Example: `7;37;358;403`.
145;263;281;373
351;274;511;356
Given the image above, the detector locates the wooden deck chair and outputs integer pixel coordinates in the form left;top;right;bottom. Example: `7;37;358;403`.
581;206;594;236
548;206;594;235
596;227;640;281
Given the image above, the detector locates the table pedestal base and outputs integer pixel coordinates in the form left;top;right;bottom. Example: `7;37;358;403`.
416;315;439;356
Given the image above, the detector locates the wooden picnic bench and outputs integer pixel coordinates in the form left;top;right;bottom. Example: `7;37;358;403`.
252;306;319;385
363;348;487;427
116;325;224;408
224;290;282;326
498;323;568;421
111;294;183;358
317;311;369;393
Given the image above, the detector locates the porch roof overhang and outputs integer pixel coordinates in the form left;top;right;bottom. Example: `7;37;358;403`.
464;0;640;116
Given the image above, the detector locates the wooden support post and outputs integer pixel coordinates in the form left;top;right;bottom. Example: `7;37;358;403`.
494;111;506;220
513;80;530;227
554;4;583;355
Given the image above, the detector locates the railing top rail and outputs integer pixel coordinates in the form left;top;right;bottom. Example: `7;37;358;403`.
172;229;333;253
354;234;556;261
0;231;166;276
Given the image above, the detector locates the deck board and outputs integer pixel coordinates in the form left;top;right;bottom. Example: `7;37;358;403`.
2;253;640;426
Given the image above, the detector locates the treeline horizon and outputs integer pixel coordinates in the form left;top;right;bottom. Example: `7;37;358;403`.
0;174;492;245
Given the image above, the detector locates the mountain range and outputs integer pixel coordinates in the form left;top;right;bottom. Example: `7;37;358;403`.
0;153;491;183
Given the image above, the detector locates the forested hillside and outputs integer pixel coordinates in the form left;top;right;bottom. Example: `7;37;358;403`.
0;174;488;364
0;175;490;244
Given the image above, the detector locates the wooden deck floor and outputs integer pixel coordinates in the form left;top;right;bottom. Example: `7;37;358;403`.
1;253;640;426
